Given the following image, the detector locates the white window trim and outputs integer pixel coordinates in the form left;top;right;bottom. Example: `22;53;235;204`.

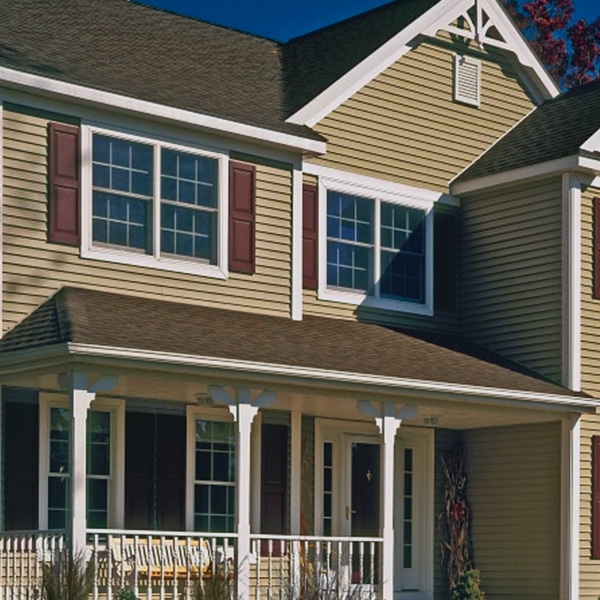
318;177;434;317
185;405;237;532
38;393;125;530
81;124;230;279
314;418;433;599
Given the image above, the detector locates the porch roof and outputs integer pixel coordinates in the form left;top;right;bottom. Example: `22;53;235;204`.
0;287;589;405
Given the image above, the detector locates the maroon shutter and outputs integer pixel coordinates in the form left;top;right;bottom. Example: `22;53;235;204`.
593;435;600;558
594;198;600;299
48;122;80;245
434;211;458;311
303;183;318;289
229;161;256;274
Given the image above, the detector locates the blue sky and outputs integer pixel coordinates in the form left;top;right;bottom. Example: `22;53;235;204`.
139;0;599;41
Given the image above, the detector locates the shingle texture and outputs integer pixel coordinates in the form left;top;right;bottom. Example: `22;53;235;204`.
0;287;580;398
457;79;600;182
0;0;438;135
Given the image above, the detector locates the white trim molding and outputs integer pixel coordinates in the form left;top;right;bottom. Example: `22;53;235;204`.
0;67;326;155
286;0;558;128
562;173;582;392
451;155;600;195
561;414;581;600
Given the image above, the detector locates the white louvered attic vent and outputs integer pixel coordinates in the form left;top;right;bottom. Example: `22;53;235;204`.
454;55;481;107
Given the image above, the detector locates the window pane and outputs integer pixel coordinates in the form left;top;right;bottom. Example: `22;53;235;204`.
327;241;371;292
87;411;110;476
161;150;218;208
160;205;216;263
380;203;426;303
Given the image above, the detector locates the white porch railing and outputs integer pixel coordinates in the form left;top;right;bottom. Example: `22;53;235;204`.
0;530;66;600
87;529;238;600
249;534;382;600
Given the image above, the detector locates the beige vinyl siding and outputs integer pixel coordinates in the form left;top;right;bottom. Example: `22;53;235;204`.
2;104;293;332
580;185;600;395
308;35;536;194
461;178;563;382
579;414;600;600
464;422;561;600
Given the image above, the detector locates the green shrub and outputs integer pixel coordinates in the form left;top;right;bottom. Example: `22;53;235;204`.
449;569;485;600
115;589;139;600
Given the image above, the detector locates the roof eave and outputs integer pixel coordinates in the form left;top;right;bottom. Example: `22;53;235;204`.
0;342;592;413
451;155;600;195
0;66;327;155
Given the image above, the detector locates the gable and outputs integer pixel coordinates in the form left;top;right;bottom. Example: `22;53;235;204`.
306;33;537;193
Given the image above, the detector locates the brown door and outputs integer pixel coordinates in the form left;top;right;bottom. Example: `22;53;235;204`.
125;412;185;531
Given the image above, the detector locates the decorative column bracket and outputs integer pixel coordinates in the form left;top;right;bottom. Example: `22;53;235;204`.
358;401;417;600
208;386;276;600
58;371;117;554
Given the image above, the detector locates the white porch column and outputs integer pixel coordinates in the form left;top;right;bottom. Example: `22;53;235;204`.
61;371;117;554
359;401;417;600
209;386;276;600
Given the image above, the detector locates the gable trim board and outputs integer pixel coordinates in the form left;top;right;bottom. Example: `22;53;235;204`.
0;67;326;155
286;0;559;128
452;155;600;194
563;174;582;392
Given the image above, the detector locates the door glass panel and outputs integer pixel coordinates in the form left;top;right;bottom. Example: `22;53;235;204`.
323;441;333;536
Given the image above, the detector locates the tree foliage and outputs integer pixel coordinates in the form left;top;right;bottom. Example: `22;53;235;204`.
502;0;600;88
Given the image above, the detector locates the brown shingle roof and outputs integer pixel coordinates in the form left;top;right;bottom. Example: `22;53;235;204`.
456;79;600;183
0;287;581;398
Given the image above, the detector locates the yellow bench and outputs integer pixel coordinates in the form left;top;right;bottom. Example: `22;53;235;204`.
110;537;212;579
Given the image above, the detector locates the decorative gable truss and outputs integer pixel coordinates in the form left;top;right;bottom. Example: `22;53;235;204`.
287;0;559;128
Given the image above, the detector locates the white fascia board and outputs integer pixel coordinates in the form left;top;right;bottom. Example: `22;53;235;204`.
56;343;600;412
0;66;326;155
450;155;600;194
482;0;559;99
581;127;600;153
287;0;473;127
304;163;460;206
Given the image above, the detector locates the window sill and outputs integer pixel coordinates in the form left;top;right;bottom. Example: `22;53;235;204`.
318;288;433;317
82;246;227;280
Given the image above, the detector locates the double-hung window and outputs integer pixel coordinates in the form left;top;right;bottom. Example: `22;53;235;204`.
83;127;227;278
321;181;433;315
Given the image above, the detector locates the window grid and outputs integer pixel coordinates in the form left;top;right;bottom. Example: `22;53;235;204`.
326;190;427;304
403;448;414;569
91;133;219;264
194;420;235;533
323;441;333;536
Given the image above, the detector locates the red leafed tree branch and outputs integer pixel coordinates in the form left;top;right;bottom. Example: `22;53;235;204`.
502;0;600;88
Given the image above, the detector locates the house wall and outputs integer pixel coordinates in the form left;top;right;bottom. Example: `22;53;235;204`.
460;178;563;383
2;103;293;333
580;183;600;396
464;422;561;600
303;33;536;330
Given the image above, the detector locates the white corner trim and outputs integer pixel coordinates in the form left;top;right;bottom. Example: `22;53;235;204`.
304;163;459;206
451;155;600;195
0;96;3;340
0;66;326;154
561;414;580;600
290;410;302;535
562;173;581;392
291;164;304;321
287;0;558;128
